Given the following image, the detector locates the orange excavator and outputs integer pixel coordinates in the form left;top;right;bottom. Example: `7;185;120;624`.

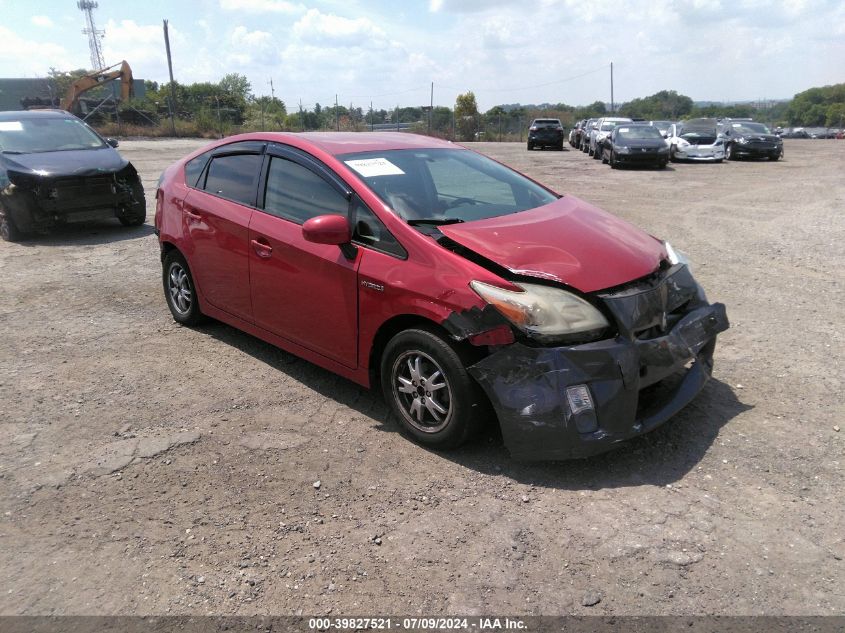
60;60;134;112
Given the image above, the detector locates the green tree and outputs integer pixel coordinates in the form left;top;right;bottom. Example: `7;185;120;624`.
455;91;479;141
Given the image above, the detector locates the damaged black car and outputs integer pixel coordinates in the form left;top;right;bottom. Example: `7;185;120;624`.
0;110;146;242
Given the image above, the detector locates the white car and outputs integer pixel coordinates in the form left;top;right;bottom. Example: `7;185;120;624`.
665;119;725;162
589;117;633;158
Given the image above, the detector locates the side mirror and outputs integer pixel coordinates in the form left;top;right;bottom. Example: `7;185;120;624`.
662;133;668;139
302;214;351;246
106;138;119;148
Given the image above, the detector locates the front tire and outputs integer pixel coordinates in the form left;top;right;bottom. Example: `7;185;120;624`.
381;328;484;449
609;150;618;169
163;250;206;326
0;203;22;242
725;144;736;160
118;179;147;226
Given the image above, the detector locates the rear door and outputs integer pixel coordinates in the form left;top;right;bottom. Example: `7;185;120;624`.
248;146;360;368
183;142;265;321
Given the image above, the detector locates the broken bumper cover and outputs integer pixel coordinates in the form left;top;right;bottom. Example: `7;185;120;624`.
468;301;729;461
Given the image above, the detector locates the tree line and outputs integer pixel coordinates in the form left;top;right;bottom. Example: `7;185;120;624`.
44;67;845;137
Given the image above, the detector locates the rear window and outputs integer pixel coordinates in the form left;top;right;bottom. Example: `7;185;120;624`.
533;119;561;127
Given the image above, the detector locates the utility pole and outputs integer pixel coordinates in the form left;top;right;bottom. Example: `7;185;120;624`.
269;78;275;100
429;82;433;135
370;101;373;131
396;104;400;131
299;98;304;132
163;19;177;136
610;62;615;113
335;94;339;131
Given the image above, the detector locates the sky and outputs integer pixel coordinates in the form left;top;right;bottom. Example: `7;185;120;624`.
1;0;843;111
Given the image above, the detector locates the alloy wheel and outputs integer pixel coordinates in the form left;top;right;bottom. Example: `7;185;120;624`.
391;350;453;433
167;263;193;315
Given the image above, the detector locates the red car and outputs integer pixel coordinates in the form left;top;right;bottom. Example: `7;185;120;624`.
155;132;728;460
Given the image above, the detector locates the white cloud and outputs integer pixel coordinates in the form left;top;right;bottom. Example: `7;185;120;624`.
231;26;273;48
219;0;304;13
31;15;54;28
0;25;70;75
291;9;387;47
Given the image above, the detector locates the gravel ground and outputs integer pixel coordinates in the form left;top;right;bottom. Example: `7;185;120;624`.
1;137;843;616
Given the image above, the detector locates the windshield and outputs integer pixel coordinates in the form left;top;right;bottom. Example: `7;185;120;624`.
731;122;771;134
600;121;623;131
0;117;107;153
616;126;663;141
340;148;558;224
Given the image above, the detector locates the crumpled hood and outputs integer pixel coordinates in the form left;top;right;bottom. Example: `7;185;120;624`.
439;196;667;293
3;148;128;178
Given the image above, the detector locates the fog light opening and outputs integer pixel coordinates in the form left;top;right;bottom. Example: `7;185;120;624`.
566;384;599;434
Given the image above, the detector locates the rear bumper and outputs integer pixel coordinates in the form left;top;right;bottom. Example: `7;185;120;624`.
470;303;728;460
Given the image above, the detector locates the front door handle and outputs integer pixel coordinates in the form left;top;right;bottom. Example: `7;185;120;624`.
185;208;202;221
251;238;273;258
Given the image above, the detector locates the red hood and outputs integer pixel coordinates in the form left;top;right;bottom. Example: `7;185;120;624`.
439;196;667;293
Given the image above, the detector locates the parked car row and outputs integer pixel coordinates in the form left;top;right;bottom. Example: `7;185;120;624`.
567;116;785;168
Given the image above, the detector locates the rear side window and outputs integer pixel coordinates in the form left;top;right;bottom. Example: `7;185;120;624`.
263;157;348;224
184;151;211;188
203;154;263;206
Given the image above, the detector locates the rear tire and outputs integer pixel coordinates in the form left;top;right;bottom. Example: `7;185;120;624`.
163;250;206;326
380;328;484;450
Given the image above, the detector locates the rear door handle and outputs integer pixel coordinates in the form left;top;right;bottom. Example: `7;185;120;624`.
251;238;273;258
185;208;202;221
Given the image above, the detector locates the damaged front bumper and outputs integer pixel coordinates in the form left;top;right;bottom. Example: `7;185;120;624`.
2;167;143;232
467;265;729;460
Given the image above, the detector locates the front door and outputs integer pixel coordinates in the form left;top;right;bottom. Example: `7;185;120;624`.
248;152;360;368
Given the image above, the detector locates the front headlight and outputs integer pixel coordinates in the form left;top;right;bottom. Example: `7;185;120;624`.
664;241;690;268
470;281;609;339
738;137;749;144
677;139;690;147
614;145;630;154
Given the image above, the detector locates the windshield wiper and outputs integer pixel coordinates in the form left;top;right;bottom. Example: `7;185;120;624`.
1;150;25;154
407;218;465;226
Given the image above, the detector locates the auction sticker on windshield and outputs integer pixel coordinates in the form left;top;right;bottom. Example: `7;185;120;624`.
344;157;405;177
0;122;23;132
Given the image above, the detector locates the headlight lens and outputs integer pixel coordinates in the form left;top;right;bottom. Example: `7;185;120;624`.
470;281;609;339
664;241;690;268
738;137;749;144
677;139;690;147
615;145;630;154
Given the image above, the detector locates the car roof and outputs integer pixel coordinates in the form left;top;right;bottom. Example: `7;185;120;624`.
0;109;74;121
257;131;457;156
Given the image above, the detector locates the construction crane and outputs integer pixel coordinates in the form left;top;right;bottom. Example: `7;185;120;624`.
60;60;134;112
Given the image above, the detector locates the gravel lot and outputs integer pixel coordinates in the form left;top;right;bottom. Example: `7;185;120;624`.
1;137;843;616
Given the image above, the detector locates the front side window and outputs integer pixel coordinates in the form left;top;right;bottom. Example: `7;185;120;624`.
203;154;263;206
263;157;348;224
340;148;557;224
